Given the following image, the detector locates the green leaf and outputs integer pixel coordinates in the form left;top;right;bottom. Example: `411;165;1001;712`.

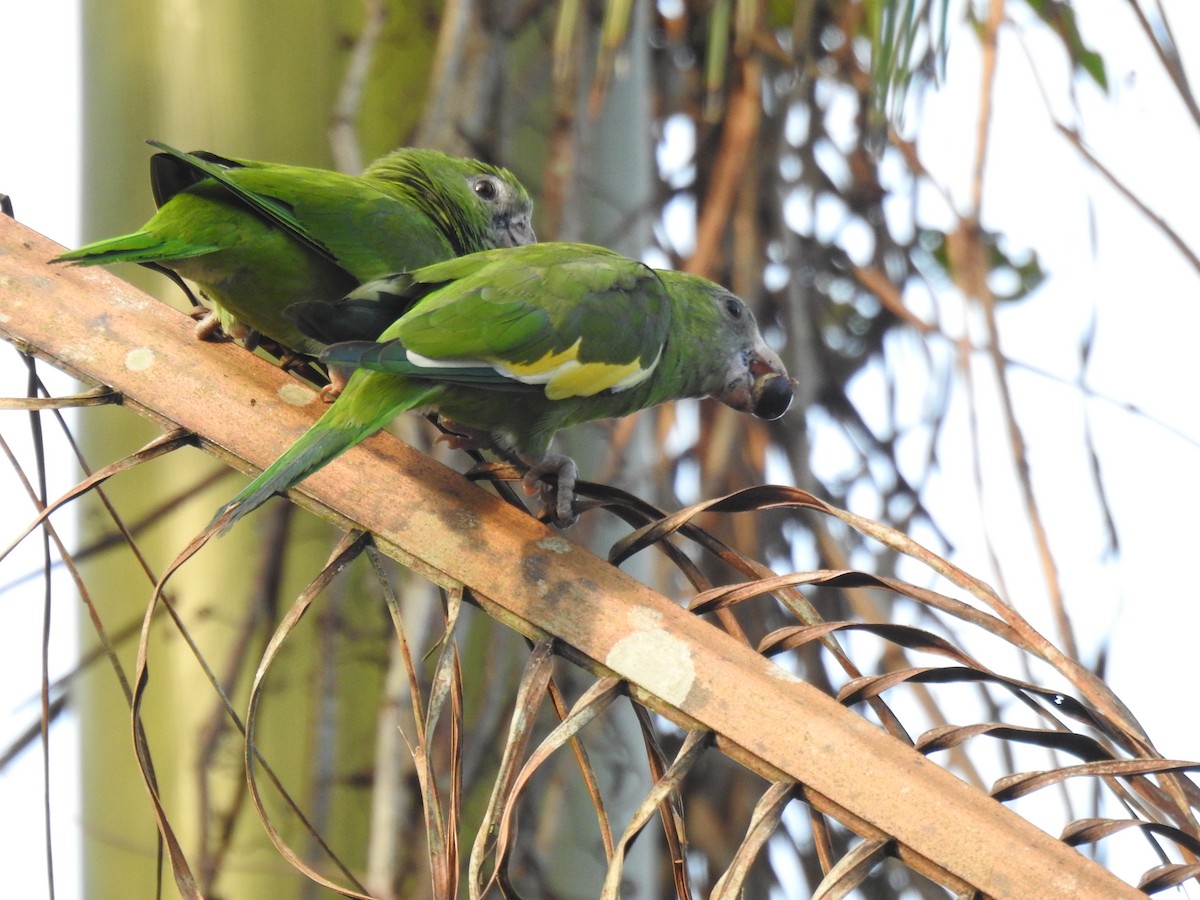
918;228;1046;303
1023;0;1109;91
865;0;952;131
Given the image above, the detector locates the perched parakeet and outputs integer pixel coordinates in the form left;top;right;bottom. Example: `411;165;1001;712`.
212;243;793;531
54;140;535;355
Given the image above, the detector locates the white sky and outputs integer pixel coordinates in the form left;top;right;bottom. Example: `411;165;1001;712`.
1;1;1198;897
922;1;1200;759
0;2;83;896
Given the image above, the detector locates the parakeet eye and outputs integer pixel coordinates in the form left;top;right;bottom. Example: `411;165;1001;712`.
473;177;499;201
723;297;744;319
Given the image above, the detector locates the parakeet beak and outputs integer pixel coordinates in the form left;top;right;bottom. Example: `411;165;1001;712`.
718;340;794;420
747;344;794;420
750;371;794;420
502;217;536;248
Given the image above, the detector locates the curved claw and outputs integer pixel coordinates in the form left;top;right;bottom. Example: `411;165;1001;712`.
436;431;484;451
316;365;350;402
521;453;579;528
433;421;497;452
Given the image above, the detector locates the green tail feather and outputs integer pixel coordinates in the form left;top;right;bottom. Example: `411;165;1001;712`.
211;374;441;536
212;422;370;536
54;231;217;266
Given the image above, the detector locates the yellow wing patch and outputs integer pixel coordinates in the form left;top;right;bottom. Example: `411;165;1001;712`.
501;340;582;377
497;339;660;400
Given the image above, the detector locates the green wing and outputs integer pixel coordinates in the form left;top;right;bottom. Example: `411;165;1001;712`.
323;244;672;400
147;141;331;259
147;141;455;279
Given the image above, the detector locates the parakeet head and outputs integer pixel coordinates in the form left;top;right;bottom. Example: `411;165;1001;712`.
365;149;535;254
465;171;536;249
658;271;793;421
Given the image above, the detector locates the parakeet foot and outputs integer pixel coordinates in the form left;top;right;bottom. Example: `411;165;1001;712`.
192;309;258;347
317;365;351;402
434;423;494;452
435;433;480;451
276;349;311;372
192;309;228;341
522;453;579;527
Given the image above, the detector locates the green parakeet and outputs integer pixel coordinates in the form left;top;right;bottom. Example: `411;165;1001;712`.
212;243;793;531
54;140;535;355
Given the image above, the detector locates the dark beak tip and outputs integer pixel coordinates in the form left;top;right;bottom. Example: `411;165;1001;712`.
752;373;794;420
